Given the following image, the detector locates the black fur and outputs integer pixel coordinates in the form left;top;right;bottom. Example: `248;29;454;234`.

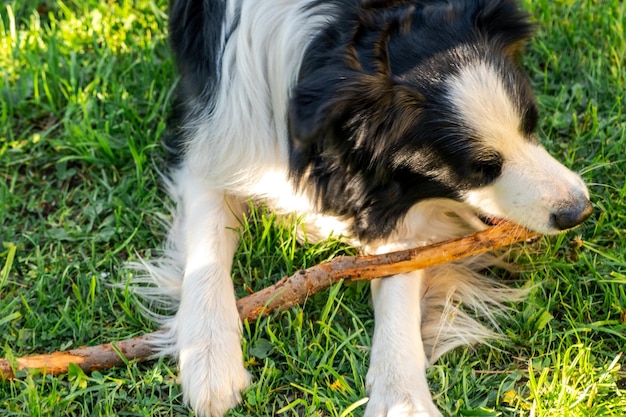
169;0;227;100
165;0;241;163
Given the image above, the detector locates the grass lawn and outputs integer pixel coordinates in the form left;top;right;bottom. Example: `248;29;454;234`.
1;0;625;416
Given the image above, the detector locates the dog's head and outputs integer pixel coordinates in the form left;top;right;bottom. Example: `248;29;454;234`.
446;58;592;234
289;0;591;240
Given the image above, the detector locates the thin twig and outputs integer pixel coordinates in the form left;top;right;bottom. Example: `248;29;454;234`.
0;221;539;380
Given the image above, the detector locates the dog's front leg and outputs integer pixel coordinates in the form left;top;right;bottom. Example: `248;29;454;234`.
175;175;249;417
364;271;443;417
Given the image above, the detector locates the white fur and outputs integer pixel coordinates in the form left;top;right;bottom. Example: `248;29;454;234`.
135;3;349;416
365;272;444;417
184;1;337;188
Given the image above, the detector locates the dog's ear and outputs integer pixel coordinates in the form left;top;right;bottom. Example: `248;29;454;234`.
288;69;425;188
288;69;354;145
289;71;423;151
290;2;420;145
474;0;534;59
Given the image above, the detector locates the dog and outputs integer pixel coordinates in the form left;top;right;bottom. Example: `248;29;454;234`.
135;0;592;416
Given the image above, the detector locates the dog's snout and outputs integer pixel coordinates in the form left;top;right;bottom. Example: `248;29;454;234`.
551;198;593;230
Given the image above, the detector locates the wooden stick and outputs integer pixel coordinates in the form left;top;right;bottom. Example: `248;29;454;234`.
0;221;539;380
0;334;155;379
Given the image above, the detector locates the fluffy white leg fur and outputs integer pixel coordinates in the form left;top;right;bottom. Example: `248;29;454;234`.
177;181;249;416
136;167;249;417
360;201;527;416
364;272;443;417
421;259;528;363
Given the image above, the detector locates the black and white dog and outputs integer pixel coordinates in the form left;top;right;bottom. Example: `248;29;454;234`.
137;0;592;415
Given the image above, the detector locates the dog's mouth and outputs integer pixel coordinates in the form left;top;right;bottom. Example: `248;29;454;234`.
478;214;507;226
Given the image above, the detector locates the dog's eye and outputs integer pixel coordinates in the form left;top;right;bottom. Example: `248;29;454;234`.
470;152;503;186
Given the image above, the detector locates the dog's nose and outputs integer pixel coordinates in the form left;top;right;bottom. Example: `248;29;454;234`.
551;198;593;230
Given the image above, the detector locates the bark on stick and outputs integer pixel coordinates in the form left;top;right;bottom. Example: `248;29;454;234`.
0;221;539;380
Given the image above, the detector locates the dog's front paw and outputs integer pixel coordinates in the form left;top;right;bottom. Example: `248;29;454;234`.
364;366;443;417
363;389;444;417
178;338;250;417
364;397;443;417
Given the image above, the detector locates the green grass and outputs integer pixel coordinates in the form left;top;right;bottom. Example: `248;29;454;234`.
1;0;624;416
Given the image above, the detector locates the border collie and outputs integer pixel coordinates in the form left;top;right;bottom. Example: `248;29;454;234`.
135;0;592;415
